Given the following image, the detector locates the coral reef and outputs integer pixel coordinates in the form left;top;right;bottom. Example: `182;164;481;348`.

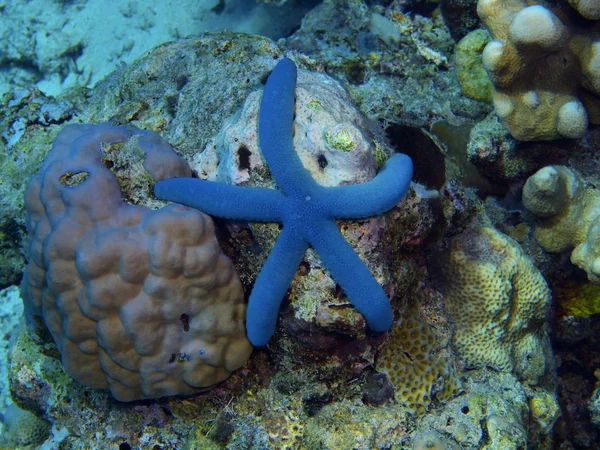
8;311;557;449
591;372;600;429
416;369;558;448
0;88;73;289
476;0;600;140
522;165;600;283
21;123;252;401
0;22;572;448
0;33;286;289
194;59;383;188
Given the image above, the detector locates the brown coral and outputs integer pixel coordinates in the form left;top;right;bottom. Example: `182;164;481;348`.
21;123;252;401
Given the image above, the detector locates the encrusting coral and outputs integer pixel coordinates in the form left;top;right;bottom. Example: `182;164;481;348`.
440;227;553;384
377;305;460;414
155;58;414;346
21;123;252;401
476;0;600;140
522;165;600;284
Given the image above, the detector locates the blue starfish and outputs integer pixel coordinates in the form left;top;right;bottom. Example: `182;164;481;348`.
154;58;413;346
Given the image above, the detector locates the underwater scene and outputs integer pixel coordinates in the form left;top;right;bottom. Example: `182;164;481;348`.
0;0;599;448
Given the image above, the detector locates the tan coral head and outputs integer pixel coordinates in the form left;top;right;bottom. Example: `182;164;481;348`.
21;123;253;402
508;5;566;51
477;0;599;140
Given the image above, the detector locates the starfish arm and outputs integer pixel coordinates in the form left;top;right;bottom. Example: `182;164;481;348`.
320;153;413;219
308;220;393;332
154;178;286;222
260;58;316;197
246;226;309;346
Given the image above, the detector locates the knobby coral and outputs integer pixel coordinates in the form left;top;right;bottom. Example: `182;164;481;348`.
21;123;252;401
522;165;600;283
477;0;600;140
154;58;414;346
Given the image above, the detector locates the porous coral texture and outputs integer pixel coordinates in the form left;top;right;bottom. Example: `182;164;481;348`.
477;0;600;140
441;227;552;383
522;165;600;283
377;305;460;414
21;123;252;402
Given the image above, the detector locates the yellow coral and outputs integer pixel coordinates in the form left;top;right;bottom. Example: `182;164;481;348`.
377;306;460;414
529;391;561;434
523;165;600;284
441;227;551;382
476;0;600;140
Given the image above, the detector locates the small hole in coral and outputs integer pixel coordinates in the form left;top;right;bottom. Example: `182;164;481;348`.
168;354;176;363
237;145;251;171
317;154;328;169
176;75;189;90
60;170;89;187
119;443;132;450
298;261;310;275
179;314;190;332
461;406;469;414
160;406;174;418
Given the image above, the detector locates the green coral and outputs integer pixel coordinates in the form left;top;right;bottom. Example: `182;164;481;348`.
324;128;356;152
454;29;493;103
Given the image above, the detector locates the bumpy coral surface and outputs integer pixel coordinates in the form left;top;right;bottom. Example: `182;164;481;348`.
21;123;252;401
477;0;600;140
523;165;600;283
377;305;460;414
441;227;552;382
